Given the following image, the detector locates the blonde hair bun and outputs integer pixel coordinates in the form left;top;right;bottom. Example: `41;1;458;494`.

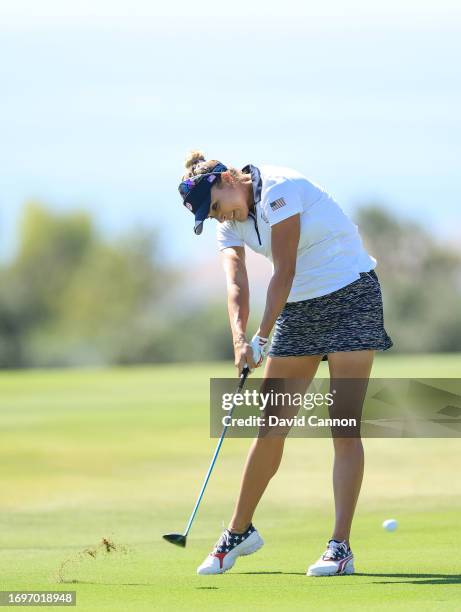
184;150;206;170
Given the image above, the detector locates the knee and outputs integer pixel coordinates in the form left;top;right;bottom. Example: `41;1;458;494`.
333;436;363;453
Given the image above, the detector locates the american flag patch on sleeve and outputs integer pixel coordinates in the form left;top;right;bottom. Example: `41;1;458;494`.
269;197;286;211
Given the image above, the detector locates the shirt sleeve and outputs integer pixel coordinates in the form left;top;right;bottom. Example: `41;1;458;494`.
216;221;244;251
262;180;303;227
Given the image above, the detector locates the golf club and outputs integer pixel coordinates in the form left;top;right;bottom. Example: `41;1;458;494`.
163;365;250;547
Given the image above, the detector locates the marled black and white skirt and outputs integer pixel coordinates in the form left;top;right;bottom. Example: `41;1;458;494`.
269;270;393;359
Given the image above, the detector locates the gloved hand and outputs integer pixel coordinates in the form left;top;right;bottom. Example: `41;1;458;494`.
250;334;270;369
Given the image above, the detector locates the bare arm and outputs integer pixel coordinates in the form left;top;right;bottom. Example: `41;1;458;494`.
221;246;257;372
256;215;300;338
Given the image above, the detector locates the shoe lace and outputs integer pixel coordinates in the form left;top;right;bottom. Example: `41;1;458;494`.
213;530;231;552
323;540;349;560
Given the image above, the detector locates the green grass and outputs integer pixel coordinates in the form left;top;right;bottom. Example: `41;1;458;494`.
0;354;460;611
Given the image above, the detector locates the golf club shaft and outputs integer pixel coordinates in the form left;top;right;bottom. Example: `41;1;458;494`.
183;366;250;537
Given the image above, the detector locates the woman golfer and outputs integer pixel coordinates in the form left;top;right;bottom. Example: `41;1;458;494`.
178;151;393;576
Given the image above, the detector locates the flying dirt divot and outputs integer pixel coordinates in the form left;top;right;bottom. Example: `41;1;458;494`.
55;537;129;584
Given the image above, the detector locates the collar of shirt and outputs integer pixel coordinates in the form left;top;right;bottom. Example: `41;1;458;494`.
241;164;262;207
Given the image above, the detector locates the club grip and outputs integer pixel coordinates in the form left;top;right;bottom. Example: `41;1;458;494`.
238;365;250;391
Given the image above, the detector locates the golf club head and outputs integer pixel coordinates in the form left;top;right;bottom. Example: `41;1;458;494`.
163;533;187;547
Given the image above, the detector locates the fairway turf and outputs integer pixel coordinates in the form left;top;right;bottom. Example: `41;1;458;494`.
1;354;460;611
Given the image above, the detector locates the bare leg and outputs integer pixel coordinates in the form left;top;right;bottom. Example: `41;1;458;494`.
327;350;374;544
228;354;323;532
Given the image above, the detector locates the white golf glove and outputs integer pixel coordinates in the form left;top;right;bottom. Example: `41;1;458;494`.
250;334;270;370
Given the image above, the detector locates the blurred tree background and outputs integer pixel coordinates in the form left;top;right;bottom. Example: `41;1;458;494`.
0;202;460;368
356;206;461;353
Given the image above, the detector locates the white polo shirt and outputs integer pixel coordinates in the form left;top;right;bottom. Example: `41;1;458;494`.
216;164;376;302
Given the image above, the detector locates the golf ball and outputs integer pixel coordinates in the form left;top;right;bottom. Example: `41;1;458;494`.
383;518;398;532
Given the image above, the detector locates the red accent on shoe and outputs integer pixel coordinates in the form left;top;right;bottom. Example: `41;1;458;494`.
336;554;353;574
211;552;228;569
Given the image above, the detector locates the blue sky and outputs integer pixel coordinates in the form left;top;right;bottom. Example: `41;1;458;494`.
1;1;460;264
